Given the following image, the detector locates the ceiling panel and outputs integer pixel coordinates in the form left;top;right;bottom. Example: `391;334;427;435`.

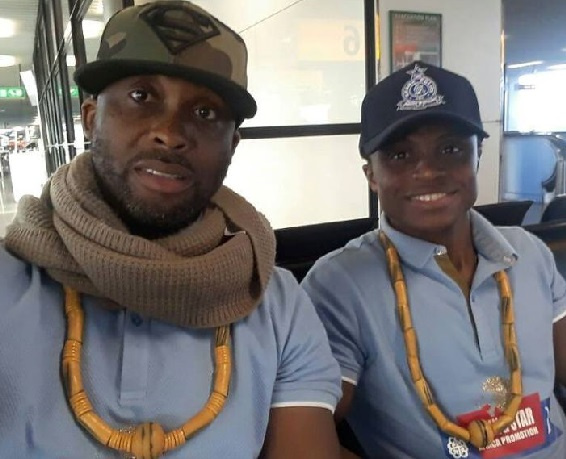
0;0;39;67
0;0;39;127
504;0;566;66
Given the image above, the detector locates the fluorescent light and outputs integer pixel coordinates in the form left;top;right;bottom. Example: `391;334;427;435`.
20;70;38;107
507;60;544;69
66;54;76;67
0;55;17;67
82;19;104;39
0;18;16;38
548;64;566;70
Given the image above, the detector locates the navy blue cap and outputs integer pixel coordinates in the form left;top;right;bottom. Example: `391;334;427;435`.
359;61;489;158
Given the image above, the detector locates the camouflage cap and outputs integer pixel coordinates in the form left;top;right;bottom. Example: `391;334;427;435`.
74;0;256;120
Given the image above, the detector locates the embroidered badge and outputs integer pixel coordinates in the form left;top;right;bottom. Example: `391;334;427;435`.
446;437;470;458
140;3;221;54
397;64;445;111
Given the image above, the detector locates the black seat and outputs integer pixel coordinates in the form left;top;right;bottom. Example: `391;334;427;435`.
525;220;566;415
275;217;376;282
541;196;566;223
337;420;366;457
542;163;559;193
473;200;533;226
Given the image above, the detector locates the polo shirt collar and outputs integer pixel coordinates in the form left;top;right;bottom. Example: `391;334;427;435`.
378;209;518;270
471;210;518;267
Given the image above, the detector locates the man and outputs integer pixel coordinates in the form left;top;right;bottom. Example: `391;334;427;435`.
302;61;566;458
0;2;341;458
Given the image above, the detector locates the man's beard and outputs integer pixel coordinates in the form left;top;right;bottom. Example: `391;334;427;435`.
90;137;228;239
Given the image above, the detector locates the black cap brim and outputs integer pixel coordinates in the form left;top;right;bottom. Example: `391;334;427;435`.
74;59;257;120
360;110;489;158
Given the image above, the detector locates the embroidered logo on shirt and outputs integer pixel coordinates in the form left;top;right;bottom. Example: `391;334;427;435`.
447;437;470;458
397;64;445;111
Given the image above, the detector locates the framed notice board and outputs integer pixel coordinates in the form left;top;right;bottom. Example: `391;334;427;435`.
389;11;442;71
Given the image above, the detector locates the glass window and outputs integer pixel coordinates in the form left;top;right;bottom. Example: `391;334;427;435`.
84;0;119;62
224;135;368;228
506;63;566;132
45;1;60;61
61;0;71;38
37;20;50;94
135;0;366;127
66;40;84;155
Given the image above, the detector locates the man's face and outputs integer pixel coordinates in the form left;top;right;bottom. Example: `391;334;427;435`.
81;75;240;238
363;122;480;241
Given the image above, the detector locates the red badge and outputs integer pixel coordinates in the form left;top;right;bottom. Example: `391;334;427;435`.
457;393;546;458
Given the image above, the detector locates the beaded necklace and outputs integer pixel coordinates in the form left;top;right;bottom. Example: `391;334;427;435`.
378;231;522;449
61;287;231;459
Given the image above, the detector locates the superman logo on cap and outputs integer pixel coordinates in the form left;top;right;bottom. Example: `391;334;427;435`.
141;3;221;55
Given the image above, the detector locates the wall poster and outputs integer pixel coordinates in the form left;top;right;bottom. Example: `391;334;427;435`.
389;11;442;71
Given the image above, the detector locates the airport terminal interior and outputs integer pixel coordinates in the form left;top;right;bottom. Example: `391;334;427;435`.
3;2;566;457
0;0;566;236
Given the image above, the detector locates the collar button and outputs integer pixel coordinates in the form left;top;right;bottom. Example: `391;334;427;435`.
435;247;447;256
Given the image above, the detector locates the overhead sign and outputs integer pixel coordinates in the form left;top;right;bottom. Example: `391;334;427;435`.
0;86;80;100
55;86;80;98
0;87;26;99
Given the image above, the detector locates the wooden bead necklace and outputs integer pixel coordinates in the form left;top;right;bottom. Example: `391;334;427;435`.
61;287;231;459
378;231;523;449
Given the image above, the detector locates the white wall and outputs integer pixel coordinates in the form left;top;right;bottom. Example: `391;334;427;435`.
194;0;370;229
225;135;368;229
379;0;503;205
134;0;502;227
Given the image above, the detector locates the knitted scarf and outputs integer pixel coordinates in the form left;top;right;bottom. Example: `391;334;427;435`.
3;152;276;329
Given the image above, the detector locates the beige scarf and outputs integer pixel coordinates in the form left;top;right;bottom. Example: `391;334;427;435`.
3;152;276;329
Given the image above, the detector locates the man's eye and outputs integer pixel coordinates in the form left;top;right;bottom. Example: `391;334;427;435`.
388;151;409;161
129;89;150;102
441;145;463;155
194;106;218;121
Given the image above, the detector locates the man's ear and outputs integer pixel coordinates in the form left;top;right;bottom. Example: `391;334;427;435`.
476;143;483;172
81;97;98;140
224;129;240;169
231;129;241;153
362;157;380;194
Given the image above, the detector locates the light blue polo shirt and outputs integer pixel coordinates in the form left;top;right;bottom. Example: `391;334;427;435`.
0;245;341;458
303;210;566;459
